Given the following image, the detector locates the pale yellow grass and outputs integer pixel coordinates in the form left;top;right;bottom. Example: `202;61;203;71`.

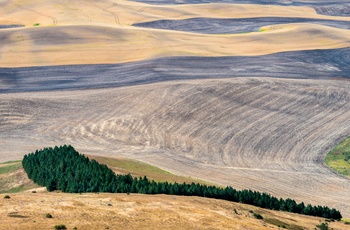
2;0;350;27
0;192;347;230
0;0;350;67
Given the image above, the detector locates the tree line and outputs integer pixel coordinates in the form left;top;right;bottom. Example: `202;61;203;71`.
22;145;342;220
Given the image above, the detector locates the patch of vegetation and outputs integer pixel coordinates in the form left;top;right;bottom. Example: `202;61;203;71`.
54;224;67;230
4;195;10;199
0;161;45;194
265;218;304;230
265;218;287;228
342;218;350;225
22;145;342;220
0;184;34;194
259;27;269;32
33;23;40;26
325;136;350;177
0;162;21;174
316;222;329;230
1;160;21;164
90;155;214;185
253;213;263;219
46;213;53;218
8;213;28;218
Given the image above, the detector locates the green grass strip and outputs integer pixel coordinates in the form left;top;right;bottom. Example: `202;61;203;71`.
325;136;350;177
0;162;21;174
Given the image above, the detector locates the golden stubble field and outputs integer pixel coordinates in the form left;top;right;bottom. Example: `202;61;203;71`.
1;0;350;225
0;0;350;67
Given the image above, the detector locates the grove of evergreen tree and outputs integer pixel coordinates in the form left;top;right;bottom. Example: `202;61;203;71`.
22;145;342;220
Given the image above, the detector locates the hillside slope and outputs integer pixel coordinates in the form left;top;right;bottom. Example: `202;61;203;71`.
1;0;350;67
1;192;347;230
1;78;350;216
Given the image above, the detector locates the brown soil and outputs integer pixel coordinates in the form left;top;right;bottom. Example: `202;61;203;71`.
1;78;350;216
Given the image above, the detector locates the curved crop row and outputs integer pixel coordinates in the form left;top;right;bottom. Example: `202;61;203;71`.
2;77;350;216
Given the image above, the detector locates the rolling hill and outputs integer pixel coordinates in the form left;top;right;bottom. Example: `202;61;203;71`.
1;0;350;224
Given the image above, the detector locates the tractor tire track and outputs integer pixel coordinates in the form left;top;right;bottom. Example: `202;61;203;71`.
102;2;120;26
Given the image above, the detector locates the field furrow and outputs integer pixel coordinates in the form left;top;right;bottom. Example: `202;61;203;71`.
1;77;350;215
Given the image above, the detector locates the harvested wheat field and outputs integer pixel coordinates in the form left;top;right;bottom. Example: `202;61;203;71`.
1;0;350;227
1;0;350;67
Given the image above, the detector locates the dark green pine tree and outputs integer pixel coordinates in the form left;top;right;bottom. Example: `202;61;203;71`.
21;145;342;220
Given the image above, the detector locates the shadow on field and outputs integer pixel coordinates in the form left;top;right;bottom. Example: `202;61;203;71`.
131;0;350;17
0;48;349;93
134;17;350;34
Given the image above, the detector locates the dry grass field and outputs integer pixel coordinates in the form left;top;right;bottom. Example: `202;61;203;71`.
2;192;348;230
3;156;348;229
1;0;350;227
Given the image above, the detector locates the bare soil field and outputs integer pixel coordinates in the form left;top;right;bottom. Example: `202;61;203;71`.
1;0;350;225
132;0;350;17
134;17;350;34
1;48;350;93
1;78;350;216
2;192;347;230
314;4;350;17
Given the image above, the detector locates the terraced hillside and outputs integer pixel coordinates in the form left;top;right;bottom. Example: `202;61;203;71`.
1;0;350;222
